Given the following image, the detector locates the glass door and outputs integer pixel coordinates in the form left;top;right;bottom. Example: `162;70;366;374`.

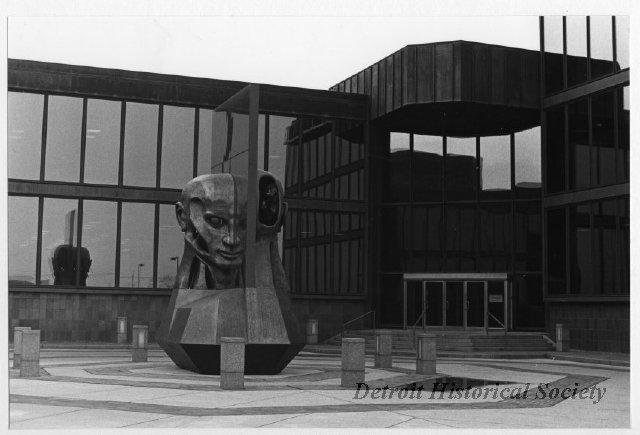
466;281;486;328
445;281;464;327
404;280;424;328
424;281;444;327
488;281;507;329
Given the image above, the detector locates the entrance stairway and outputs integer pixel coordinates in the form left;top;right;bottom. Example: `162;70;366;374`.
319;329;554;359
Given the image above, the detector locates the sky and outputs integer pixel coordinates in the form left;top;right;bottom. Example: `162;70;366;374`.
7;15;542;90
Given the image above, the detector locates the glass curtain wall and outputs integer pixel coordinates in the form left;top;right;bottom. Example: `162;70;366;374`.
379;130;542;328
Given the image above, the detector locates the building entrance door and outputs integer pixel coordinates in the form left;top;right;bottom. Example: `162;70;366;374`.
402;274;508;331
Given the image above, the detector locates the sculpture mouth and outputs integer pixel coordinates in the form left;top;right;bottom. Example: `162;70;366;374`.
217;250;243;260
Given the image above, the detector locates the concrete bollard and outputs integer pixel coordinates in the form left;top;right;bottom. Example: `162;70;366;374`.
20;330;41;377
306;319;318;344
556;323;570;352
117;317;127;344
374;329;393;368
416;333;436;375
131;325;148;362
220;337;245;390
12;326;32;369
341;337;365;387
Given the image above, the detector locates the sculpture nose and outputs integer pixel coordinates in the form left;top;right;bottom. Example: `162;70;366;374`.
223;225;240;247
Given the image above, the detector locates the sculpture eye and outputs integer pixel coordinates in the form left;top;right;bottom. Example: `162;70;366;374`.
205;214;224;228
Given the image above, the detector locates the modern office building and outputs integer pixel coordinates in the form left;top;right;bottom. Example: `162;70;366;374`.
7;16;629;352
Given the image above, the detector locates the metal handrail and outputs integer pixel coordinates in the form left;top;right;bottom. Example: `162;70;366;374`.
411;308;427;348
488;311;506;329
341;310;375;338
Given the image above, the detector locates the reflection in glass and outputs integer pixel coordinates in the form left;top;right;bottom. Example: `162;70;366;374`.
570;203;592;294
85;99;120;185
157;204;184;289
568;99;589;189
413;135;443;202
592;91;616;186
446;137;477;200
480;135;511;199
123;102;158;187
197;109;214;176
617;86;629;182
515;127;541;197
8;92;44;180
512;275;544;329
547;208;566;294
380;274;403;325
544;16;564;94
593;200;617;294
82;201;116;287
619;198;629;294
479;204;511;271
8;196;39;285
40;198;80;285
514;201;542;272
381;206;410;272
386;133;411;202
161;105;195;188
45;95;83;182
566;16;588;87
590;16;614;79
445;205;476;272
615;16;630;69
119;203;155;288
546;106;566;193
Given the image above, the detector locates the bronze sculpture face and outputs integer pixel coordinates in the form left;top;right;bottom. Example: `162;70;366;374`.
158;171;304;375
175;173;247;288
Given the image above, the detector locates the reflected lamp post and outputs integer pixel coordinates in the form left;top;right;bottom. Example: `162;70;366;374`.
170;256;179;275
137;263;144;288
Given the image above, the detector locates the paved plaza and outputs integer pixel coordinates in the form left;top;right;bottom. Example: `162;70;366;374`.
9;347;630;429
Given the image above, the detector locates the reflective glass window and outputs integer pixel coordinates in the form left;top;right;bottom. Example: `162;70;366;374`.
512;274;544;329
544;16;564;94
568;99;590;189
197;109;214;176
480;135;511;200
515;127;541;198
45;96;83;182
267;116;296;184
619;197;629;293
547;208;566;294
566;16;588;87
161;105;195;188
157;204;184;289
445;137;477;201
412;206;443;272
8;196;39;285
40;198;79;285
123;102;158;187
82;200;117;287
478;203;512;271
514;201;542;272
570;203;592;294
380;206;410;272
590;16;614;79
412;135;443;202
617;86;629;182
84;99;120;185
593;200;617;294
445;205;477;272
385;133;411;202
119;203;155;288
545;106;566;193
8;92;44;180
592;91;616;186
615;16;630;70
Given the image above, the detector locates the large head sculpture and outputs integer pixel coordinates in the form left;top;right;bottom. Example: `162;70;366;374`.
175;173;248;288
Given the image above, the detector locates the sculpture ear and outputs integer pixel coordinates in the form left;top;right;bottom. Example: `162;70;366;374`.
176;202;189;232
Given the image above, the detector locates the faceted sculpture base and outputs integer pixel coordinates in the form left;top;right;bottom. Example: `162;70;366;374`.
163;342;304;375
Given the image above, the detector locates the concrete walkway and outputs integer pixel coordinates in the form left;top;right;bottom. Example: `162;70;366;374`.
9;347;630;429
